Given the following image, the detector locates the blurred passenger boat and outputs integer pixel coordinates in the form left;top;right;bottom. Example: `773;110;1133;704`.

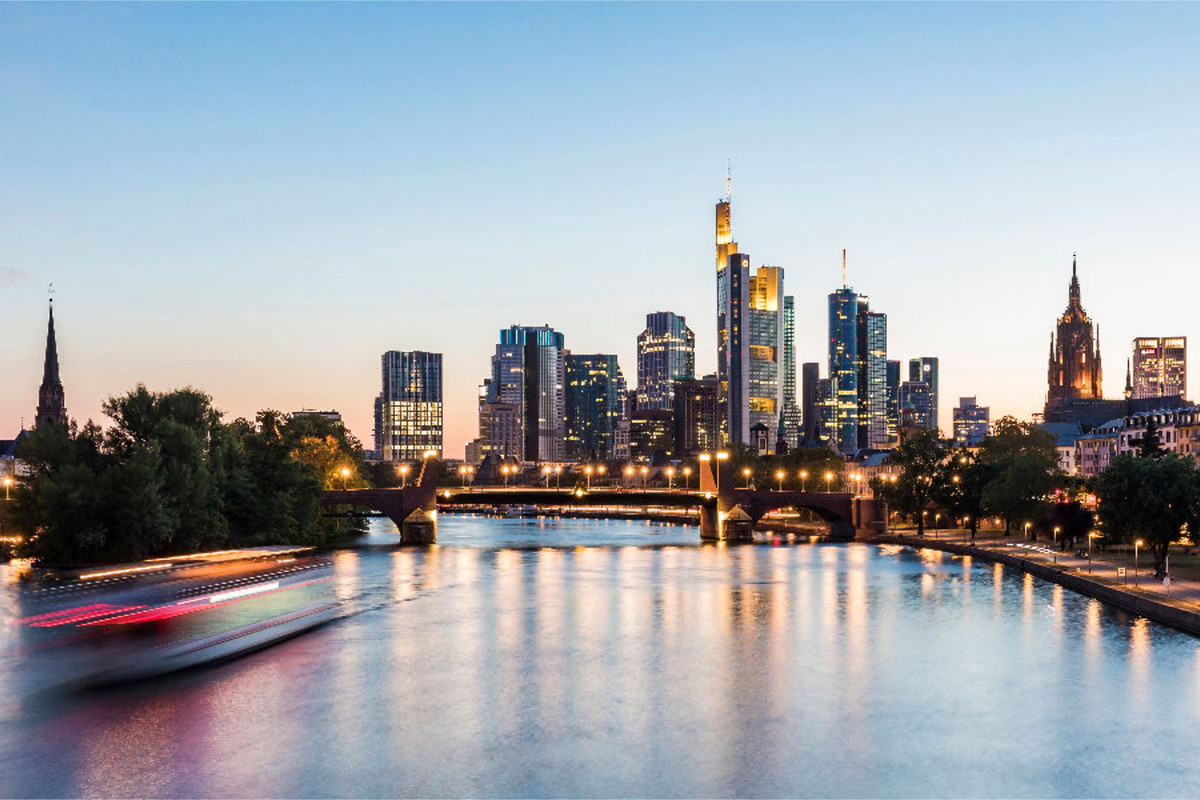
18;546;337;687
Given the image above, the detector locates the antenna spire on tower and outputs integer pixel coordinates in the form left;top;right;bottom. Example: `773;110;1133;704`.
726;159;732;203
842;249;847;288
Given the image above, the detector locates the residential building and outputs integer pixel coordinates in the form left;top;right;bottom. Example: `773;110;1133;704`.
565;353;626;461
378;351;443;461
952;396;990;447
1131;337;1187;400
636;312;694;411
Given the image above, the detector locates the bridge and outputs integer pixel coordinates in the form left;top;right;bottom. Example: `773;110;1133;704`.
320;461;885;545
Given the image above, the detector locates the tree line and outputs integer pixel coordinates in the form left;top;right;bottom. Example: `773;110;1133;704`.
5;386;368;566
873;416;1200;578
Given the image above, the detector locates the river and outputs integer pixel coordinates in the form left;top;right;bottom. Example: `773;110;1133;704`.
3;515;1200;798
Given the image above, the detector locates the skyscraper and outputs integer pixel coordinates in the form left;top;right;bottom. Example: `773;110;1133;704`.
828;286;859;453
378;351;443;461
481;325;566;462
780;295;802;440
565;353;626;461
673;375;720;456
723;252;751;445
35;300;67;429
1048;256;1102;402
636;312;695;411
747;265;784;436
856;300;888;448
715;178;738;443
1131;337;1187;400
908;357;940;431
801;362;821;444
885;359;901;445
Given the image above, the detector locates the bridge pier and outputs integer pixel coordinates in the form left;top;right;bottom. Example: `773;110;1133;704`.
400;507;437;545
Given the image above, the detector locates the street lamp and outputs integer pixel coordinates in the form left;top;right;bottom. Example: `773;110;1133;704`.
543;465;552;488
640;465;649;489
2;476;12;501
555;465;562;489
624;465;634;487
584;465;593;491
1024;521;1031;539
799;470;808;492
1053;526;1061;563
1135;539;1144;586
1088;531;1099;573
776;470;785;491
398;464;410;488
682;466;692;489
340;467;351;491
824;471;833;492
666;467;675;490
716;451;729;494
597;464;607;486
742;467;752;489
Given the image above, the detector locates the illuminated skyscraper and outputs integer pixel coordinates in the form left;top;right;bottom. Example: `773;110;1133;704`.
828;286;859;453
481;325;566;462
953;396;990;447
747;265;784;436
715;177;738;442
1132;337;1187;400
885;359;901;445
379;351;443;461
1048;256;1102;402
673;375;720;456
780;295;802;440
637;312;695;411
801;362;821;444
723;252;751;445
857;300;888;448
908;357;939;431
565;353;626;461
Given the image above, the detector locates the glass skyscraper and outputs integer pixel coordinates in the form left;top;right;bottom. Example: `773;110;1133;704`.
482;325;566;462
379;350;443;461
908;357;939;431
637;312;695;411
747;266;784;438
780;295;802;441
723;252;751;445
828;287;859;453
565;354;626;461
1132;337;1187;399
857;301;888;448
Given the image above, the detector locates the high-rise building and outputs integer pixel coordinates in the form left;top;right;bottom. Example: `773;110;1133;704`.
480;325;566;462
1131;337;1187;400
801;362;821;444
715;181;739;444
565;354;626;461
722;252;751;445
828;287;859;453
378;351;443;461
747;265;784;435
899;380;933;434
1048;256;1102;403
856;300;888;448
780;295;802;440
673;375;720;456
908;357;940;431
885;359;901;445
35;300;67;429
953;396;990;447
637;312;694;411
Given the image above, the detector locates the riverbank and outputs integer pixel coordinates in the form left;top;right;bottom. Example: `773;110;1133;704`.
874;530;1200;638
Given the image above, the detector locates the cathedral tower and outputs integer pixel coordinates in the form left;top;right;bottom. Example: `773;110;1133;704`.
35;299;67;428
1047;256;1102;402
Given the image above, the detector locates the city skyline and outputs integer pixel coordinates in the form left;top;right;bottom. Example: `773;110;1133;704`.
3;4;1199;457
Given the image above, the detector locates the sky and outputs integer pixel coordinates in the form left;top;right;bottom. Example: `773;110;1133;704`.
2;3;1199;457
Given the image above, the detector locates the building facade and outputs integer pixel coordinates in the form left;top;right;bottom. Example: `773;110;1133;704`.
636;312;694;412
801;362;822;445
857;300;888;448
673;375;720;457
1132;336;1187;400
378;351;443;461
952;396;990;447
35;300;67;429
747;265;785;437
715;189;739;445
780;295;802;441
480;325;566;462
722;253;751;446
828;287;859;453
565;353;626;461
885;359;901;445
907;357;939;431
1048;257;1102;403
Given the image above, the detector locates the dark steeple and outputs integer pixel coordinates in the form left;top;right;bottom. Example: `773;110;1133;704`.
35;299;67;428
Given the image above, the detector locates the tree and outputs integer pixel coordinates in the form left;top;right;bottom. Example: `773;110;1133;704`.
978;416;1061;536
933;451;997;542
875;430;951;535
1095;453;1200;578
1044;500;1094;554
1137;416;1163;459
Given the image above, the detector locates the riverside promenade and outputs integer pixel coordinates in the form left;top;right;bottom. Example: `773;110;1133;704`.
874;528;1200;637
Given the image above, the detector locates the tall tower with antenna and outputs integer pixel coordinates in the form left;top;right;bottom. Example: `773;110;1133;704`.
715;162;739;444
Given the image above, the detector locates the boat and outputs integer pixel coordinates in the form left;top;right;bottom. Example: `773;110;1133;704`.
18;546;338;687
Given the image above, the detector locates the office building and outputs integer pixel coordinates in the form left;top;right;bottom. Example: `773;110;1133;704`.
899;380;933;434
480;325;566;462
1132;337;1187;400
828;286;859;453
35;300;67;429
886;360;901;445
565;353;626;461
673;375;720;456
953;396;990;447
637;312;695;411
908;357;939;431
747;265;784;435
801;362;822;444
291;409;342;425
780;295;802;441
1047;256;1102;403
857;300;888;448
715;182;739;444
722;252;751;445
378;351;443;461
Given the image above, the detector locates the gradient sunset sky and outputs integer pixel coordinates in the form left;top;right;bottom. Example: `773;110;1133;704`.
3;3;1198;456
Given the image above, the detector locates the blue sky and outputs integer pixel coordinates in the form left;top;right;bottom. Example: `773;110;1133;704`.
3;3;1198;455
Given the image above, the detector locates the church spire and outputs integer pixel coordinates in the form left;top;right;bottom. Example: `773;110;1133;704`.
35;298;67;428
1068;253;1081;309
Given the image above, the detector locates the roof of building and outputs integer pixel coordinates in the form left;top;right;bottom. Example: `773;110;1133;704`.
1037;422;1083;447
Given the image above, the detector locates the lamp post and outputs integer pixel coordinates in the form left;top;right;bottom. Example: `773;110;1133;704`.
543;465;552;488
776;470;785;492
743;467;753;489
934;512;941;538
799;470;808;493
640;465;649;489
398;464;410;489
597;464;606;486
682;466;692;490
1053;526;1060;564
624;465;634;488
584;465;593;491
340;467;351;491
1024;521;1031;540
555;465;562;489
3;476;12;501
666;467;675;490
1135;539;1143;586
824;471;833;493
1087;531;1099;573
501;464;510;489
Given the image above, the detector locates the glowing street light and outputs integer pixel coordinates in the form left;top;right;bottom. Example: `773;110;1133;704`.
1024;520;1032;539
597;464;607;486
742;467;752;489
584;465;593;491
799;470;808;492
1088;531;1100;573
2;476;11;501
624;465;634;487
666;466;675;491
640;465;649;489
824;471;833;493
1053;526;1061;563
340;467;351;491
398;463;410;489
501;464;511;489
543;465;552;488
555;465;563;489
1135;539;1144;585
682;466;692;489
776;470;785;491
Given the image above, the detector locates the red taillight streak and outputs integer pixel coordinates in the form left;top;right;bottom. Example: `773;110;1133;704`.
80;576;333;627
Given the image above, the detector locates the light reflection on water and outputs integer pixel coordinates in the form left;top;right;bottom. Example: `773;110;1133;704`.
2;515;1200;798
